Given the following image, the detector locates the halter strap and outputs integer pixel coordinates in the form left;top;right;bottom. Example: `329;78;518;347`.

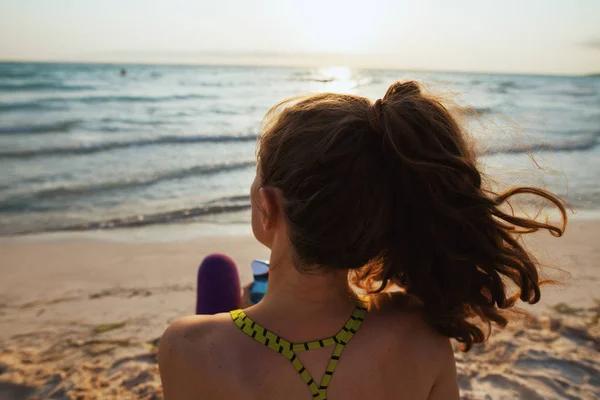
230;304;367;399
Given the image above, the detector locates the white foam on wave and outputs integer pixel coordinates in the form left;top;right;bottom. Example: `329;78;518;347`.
480;134;598;155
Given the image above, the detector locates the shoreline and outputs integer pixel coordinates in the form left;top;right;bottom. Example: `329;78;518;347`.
2;207;599;245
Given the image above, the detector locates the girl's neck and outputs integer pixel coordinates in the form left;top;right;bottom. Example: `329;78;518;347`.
256;247;358;320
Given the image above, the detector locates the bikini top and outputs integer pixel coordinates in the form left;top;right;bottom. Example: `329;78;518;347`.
230;303;367;400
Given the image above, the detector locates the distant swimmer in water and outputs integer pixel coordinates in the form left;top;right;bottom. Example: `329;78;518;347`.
120;68;126;76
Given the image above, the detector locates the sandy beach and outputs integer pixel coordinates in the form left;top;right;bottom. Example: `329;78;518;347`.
0;218;598;399
2;2;599;398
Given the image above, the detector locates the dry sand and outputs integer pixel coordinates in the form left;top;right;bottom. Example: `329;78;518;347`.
0;219;598;399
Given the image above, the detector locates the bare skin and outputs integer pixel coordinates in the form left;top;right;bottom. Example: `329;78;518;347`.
159;177;460;400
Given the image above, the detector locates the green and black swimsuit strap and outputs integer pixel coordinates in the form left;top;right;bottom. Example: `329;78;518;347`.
230;303;367;400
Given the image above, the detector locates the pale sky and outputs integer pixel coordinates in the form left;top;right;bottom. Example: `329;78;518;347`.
1;0;599;74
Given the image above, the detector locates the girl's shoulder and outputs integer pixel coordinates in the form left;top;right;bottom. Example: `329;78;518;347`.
158;312;246;398
365;292;452;359
363;292;458;398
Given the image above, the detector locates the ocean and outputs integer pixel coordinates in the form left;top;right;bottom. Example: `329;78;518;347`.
0;62;598;237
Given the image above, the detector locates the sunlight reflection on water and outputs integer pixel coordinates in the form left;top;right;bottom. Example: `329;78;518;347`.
310;66;358;94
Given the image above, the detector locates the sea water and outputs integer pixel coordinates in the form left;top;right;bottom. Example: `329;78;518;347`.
0;62;598;236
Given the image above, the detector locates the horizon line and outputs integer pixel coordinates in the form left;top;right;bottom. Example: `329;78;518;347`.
0;54;597;78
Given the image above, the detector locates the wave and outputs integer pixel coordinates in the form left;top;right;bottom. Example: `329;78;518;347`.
205;194;250;204
77;93;215;104
352;77;375;89
0;70;39;79
549;89;597;98
0;160;256;210
1;130;596;161
288;75;335;83
5;199;252;236
98;117;173;126
0;82;96;92
0;119;81;135
452;106;493;116
480;134;598;155
0;100;69;112
488;81;524;94
313;78;335;83
0;93;216;113
0;133;260;159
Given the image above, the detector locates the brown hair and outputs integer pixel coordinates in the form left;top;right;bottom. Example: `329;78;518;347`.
258;81;567;351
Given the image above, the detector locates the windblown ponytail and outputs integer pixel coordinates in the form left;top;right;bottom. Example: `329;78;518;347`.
259;81;567;351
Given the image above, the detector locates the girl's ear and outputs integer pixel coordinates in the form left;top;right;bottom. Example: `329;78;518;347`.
258;187;279;231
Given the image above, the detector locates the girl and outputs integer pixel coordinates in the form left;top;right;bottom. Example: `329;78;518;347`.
159;81;566;399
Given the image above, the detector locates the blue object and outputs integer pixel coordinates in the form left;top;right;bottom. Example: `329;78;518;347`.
249;260;269;305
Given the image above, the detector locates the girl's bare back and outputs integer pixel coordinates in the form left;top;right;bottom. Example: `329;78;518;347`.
160;294;458;399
